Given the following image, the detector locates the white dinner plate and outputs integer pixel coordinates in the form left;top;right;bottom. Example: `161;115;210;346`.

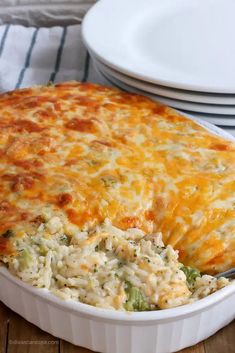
94;57;235;106
96;63;235;115
83;0;235;93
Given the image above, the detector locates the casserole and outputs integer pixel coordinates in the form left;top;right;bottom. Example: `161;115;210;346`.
0;82;234;352
0;82;235;275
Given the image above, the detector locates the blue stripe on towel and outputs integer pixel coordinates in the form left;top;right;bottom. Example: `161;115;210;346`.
82;51;90;82
15;28;39;89
49;27;68;83
0;24;10;57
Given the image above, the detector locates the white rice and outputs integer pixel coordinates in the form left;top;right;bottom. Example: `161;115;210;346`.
0;218;231;311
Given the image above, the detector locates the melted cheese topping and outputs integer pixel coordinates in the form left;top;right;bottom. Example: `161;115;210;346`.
0;81;234;274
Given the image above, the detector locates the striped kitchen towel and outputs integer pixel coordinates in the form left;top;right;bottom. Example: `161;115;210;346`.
0;24;109;93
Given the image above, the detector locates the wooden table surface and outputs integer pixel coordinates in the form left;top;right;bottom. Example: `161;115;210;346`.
0;301;234;353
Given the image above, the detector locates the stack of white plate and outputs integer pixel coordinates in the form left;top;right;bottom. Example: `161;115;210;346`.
82;0;235;136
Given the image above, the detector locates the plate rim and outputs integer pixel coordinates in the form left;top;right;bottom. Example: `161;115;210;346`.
96;65;235;134
96;65;235;119
93;55;235;106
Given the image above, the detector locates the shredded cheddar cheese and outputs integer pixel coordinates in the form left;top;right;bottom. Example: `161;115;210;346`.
0;81;234;274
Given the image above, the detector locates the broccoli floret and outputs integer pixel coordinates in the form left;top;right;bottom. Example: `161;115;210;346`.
124;282;150;311
18;249;33;270
181;265;201;288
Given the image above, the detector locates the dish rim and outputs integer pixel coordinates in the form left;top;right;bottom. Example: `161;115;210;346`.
1;266;235;323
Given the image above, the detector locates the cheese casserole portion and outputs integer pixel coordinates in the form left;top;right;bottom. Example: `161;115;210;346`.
0;81;234;276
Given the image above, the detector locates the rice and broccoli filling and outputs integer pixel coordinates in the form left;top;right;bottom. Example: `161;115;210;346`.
0;218;230;311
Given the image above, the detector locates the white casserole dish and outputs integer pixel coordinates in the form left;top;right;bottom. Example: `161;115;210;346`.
0;113;235;353
0;267;234;353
